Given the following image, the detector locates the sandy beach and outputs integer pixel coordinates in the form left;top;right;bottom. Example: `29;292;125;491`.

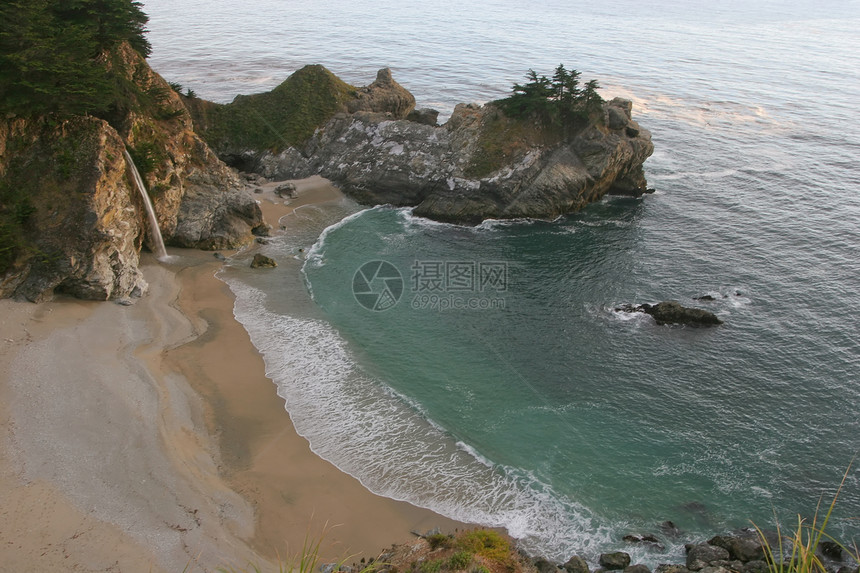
0;177;463;572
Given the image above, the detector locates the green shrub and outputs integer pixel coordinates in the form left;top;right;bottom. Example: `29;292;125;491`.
427;533;454;550
447;551;472;570
456;530;511;564
496;65;603;134
196;64;357;153
419;559;444;573
0;0;152;118
128;141;165;177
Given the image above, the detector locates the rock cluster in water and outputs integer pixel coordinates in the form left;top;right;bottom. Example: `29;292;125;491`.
329;528;858;573
192;66;654;225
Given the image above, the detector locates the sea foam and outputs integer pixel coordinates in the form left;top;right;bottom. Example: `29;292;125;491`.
224;278;612;561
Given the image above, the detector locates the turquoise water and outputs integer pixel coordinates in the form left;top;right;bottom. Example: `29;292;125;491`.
142;0;860;563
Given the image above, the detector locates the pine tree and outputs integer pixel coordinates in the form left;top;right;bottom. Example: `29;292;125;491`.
0;0;152;117
498;65;602;132
551;64;582;128
582;79;603;112
504;69;554;119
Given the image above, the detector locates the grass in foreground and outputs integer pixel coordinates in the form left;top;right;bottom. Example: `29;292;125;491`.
198;527;523;573
753;463;859;573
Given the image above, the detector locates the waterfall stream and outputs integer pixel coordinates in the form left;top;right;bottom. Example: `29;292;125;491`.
122;148;168;260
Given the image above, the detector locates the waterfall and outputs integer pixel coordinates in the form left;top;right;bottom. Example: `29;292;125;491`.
122;148;168;261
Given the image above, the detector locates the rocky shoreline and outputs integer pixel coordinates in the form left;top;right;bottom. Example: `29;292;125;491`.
353;527;858;573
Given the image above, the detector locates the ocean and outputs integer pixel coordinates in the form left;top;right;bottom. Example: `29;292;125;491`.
142;0;860;563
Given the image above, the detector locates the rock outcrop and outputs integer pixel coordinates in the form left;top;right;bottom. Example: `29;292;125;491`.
0;42;262;301
301;96;652;224
616;301;723;326
184;64;363;166
346;67;416;118
250;253;277;268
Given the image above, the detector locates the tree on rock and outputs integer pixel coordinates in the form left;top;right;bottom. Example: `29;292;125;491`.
498;64;604;133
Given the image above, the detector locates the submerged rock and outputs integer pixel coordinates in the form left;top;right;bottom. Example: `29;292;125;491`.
659;521;682;538
642;301;723;326
623;534;665;551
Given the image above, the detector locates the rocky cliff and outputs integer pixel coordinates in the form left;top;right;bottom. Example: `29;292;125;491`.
185;65;416;179
0;43;263;301
221;69;653;225
302;97;652;224
0;116;147;301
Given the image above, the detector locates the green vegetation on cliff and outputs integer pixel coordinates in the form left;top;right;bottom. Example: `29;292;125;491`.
498;64;604;128
0;0;152;118
0;118;110;277
465;106;562;179
0;180;33;275
188;64;358;153
466;65;605;178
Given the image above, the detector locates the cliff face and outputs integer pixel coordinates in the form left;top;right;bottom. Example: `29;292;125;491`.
110;43;264;250
304;97;653;224
0;117;146;302
0;43;262;301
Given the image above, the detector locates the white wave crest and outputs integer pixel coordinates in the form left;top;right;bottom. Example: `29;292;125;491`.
302;207;375;268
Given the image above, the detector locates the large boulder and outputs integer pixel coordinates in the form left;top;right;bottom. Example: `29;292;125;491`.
564;555;590;573
599;552;632;571
707;534;765;563
686;544;730;571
